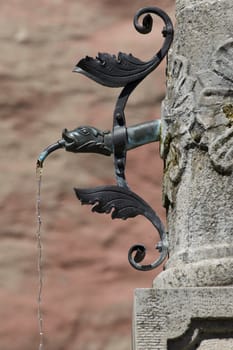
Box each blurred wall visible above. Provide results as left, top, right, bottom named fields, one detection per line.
left=0, top=1, right=174, bottom=349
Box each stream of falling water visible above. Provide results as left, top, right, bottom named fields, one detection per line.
left=36, top=162, right=45, bottom=350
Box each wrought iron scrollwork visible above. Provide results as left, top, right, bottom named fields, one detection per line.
left=37, top=6, right=174, bottom=271
left=75, top=185, right=168, bottom=271
left=72, top=7, right=174, bottom=271
left=74, top=7, right=173, bottom=88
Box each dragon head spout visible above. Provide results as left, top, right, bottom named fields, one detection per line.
left=62, top=126, right=112, bottom=156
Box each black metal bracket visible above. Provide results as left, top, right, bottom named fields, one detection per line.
left=37, top=6, right=174, bottom=271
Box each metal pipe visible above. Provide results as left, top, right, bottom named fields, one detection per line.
left=37, top=140, right=65, bottom=168
left=127, top=119, right=161, bottom=149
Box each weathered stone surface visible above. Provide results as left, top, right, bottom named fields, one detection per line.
left=198, top=339, right=233, bottom=350
left=133, top=288, right=233, bottom=350
left=155, top=0, right=233, bottom=288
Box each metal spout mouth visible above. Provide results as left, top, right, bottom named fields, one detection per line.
left=37, top=139, right=66, bottom=168
left=72, top=66, right=83, bottom=74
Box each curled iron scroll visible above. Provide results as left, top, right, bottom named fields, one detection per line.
left=74, top=185, right=168, bottom=271
left=73, top=7, right=174, bottom=271
left=74, top=7, right=173, bottom=87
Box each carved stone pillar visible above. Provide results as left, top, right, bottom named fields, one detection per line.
left=133, top=0, right=233, bottom=348
left=155, top=0, right=233, bottom=289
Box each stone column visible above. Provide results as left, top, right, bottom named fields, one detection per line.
left=133, top=0, right=233, bottom=348
left=156, top=0, right=233, bottom=289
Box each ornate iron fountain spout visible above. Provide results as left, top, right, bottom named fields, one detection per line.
left=37, top=120, right=161, bottom=165
left=38, top=6, right=174, bottom=271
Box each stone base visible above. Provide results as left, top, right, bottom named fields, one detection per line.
left=133, top=287, right=233, bottom=350
left=153, top=258, right=233, bottom=288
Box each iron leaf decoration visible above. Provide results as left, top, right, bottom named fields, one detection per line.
left=74, top=185, right=168, bottom=271
left=74, top=52, right=161, bottom=88
left=73, top=7, right=173, bottom=88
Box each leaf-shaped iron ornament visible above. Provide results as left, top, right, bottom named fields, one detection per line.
left=73, top=7, right=173, bottom=88
left=71, top=6, right=174, bottom=271
left=75, top=186, right=168, bottom=271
